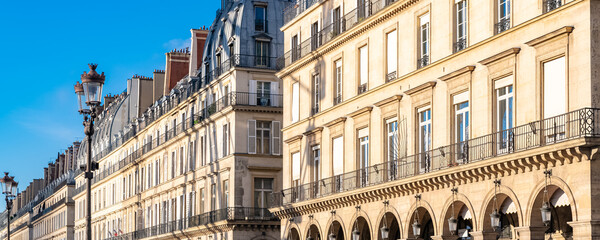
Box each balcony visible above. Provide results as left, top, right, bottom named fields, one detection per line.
left=203, top=54, right=279, bottom=85
left=386, top=71, right=397, bottom=83
left=270, top=108, right=600, bottom=207
left=495, top=17, right=511, bottom=34
left=278, top=0, right=398, bottom=69
left=543, top=0, right=562, bottom=13
left=417, top=55, right=429, bottom=69
left=453, top=38, right=467, bottom=53
left=31, top=198, right=68, bottom=223
left=357, top=83, right=368, bottom=94
left=106, top=208, right=276, bottom=240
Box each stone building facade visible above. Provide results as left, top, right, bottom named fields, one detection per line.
left=272, top=0, right=600, bottom=240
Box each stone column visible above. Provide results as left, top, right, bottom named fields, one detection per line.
left=470, top=231, right=498, bottom=240
left=514, top=226, right=546, bottom=240
left=568, top=220, right=600, bottom=240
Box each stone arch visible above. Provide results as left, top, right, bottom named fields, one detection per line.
left=284, top=220, right=302, bottom=240
left=478, top=183, right=523, bottom=231
left=373, top=204, right=403, bottom=240
left=250, top=234, right=278, bottom=240
left=404, top=199, right=438, bottom=239
left=326, top=219, right=346, bottom=240
left=288, top=227, right=302, bottom=240
left=525, top=175, right=576, bottom=238
left=524, top=175, right=577, bottom=226
left=437, top=192, right=479, bottom=236
left=303, top=218, right=324, bottom=240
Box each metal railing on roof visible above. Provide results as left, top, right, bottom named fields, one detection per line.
left=270, top=108, right=600, bottom=207
left=283, top=0, right=325, bottom=25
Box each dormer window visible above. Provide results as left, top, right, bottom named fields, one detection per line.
left=255, top=6, right=267, bottom=32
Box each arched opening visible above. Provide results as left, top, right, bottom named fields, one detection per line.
left=408, top=207, right=435, bottom=240
left=307, top=224, right=322, bottom=240
left=530, top=185, right=573, bottom=239
left=351, top=216, right=371, bottom=240
left=327, top=221, right=345, bottom=240
left=377, top=212, right=401, bottom=240
left=442, top=201, right=474, bottom=239
left=289, top=227, right=301, bottom=240
left=482, top=193, right=519, bottom=239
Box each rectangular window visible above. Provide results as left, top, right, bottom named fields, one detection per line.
left=255, top=6, right=266, bottom=32
left=496, top=0, right=511, bottom=33
left=312, top=73, right=320, bottom=115
left=334, top=60, right=343, bottom=104
left=255, top=41, right=269, bottom=66
left=311, top=21, right=320, bottom=50
left=216, top=54, right=222, bottom=74
left=333, top=7, right=342, bottom=35
left=199, top=188, right=205, bottom=214
left=418, top=13, right=430, bottom=68
left=223, top=123, right=229, bottom=157
left=358, top=45, right=368, bottom=94
left=179, top=146, right=185, bottom=175
left=543, top=57, right=566, bottom=118
left=210, top=184, right=216, bottom=211
left=358, top=128, right=369, bottom=186
left=223, top=180, right=229, bottom=208
left=248, top=120, right=256, bottom=154
left=496, top=76, right=514, bottom=153
left=291, top=152, right=300, bottom=200
left=200, top=136, right=206, bottom=166
left=386, top=30, right=397, bottom=82
left=454, top=91, right=470, bottom=163
left=171, top=152, right=176, bottom=179
left=418, top=107, right=432, bottom=172
left=272, top=121, right=281, bottom=155
left=257, top=81, right=272, bottom=106
left=387, top=118, right=399, bottom=180
left=332, top=136, right=344, bottom=176
left=292, top=82, right=300, bottom=122
left=291, top=35, right=299, bottom=61
left=256, top=121, right=271, bottom=154
left=254, top=178, right=274, bottom=210
left=357, top=0, right=369, bottom=19
left=312, top=145, right=321, bottom=183
left=455, top=0, right=467, bottom=52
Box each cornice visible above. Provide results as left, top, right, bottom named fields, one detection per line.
left=324, top=117, right=347, bottom=128
left=404, top=81, right=437, bottom=96
left=525, top=26, right=574, bottom=47
left=284, top=134, right=303, bottom=144
left=348, top=106, right=373, bottom=118
left=478, top=47, right=521, bottom=66
left=439, top=65, right=476, bottom=81
left=303, top=127, right=324, bottom=136
left=374, top=95, right=403, bottom=107
left=247, top=166, right=282, bottom=172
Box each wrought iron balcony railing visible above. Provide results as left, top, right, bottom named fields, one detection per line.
left=543, top=0, right=562, bottom=13
left=105, top=208, right=276, bottom=240
left=255, top=19, right=268, bottom=32
left=453, top=38, right=467, bottom=53
left=417, top=55, right=429, bottom=69
left=333, top=96, right=342, bottom=106
left=270, top=108, right=600, bottom=207
left=277, top=0, right=397, bottom=69
left=30, top=198, right=67, bottom=223
left=203, top=54, right=279, bottom=85
left=495, top=17, right=511, bottom=34
left=357, top=83, right=368, bottom=94
left=386, top=71, right=397, bottom=83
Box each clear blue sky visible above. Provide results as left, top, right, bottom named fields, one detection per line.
left=0, top=0, right=221, bottom=210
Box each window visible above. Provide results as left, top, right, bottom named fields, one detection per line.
left=312, top=73, right=320, bottom=115
left=454, top=91, right=470, bottom=163
left=311, top=145, right=321, bottom=196
left=386, top=119, right=399, bottom=162
left=291, top=152, right=300, bottom=200
left=254, top=178, right=274, bottom=210
left=179, top=146, right=185, bottom=175
left=199, top=188, right=205, bottom=214
left=543, top=56, right=566, bottom=118
left=418, top=13, right=430, bottom=68
left=257, top=81, right=272, bottom=106
left=358, top=128, right=369, bottom=186
left=357, top=0, right=369, bottom=19
left=418, top=107, right=432, bottom=172
left=255, top=6, right=266, bottom=32
left=496, top=76, right=514, bottom=153
left=334, top=60, right=343, bottom=105
left=200, top=136, right=206, bottom=166
left=171, top=152, right=176, bottom=179
left=216, top=53, right=222, bottom=74
left=358, top=45, right=368, bottom=94
left=223, top=180, right=229, bottom=208
left=386, top=30, right=397, bottom=82
left=291, top=35, right=299, bottom=61
left=223, top=123, right=229, bottom=157
left=332, top=136, right=344, bottom=176
left=292, top=82, right=300, bottom=122
left=311, top=21, right=320, bottom=51
left=496, top=0, right=511, bottom=33
left=544, top=0, right=562, bottom=13
left=188, top=142, right=195, bottom=170
left=255, top=41, right=269, bottom=66
left=455, top=0, right=467, bottom=52
left=333, top=7, right=342, bottom=35
left=256, top=121, right=271, bottom=154
left=210, top=184, right=216, bottom=210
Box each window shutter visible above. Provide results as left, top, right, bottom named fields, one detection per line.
left=270, top=81, right=279, bottom=107
left=333, top=136, right=344, bottom=175
left=272, top=121, right=281, bottom=155
left=186, top=193, right=191, bottom=218
left=543, top=56, right=566, bottom=118
left=248, top=120, right=256, bottom=154
left=249, top=80, right=257, bottom=105
left=176, top=196, right=181, bottom=220
left=292, top=152, right=300, bottom=180
left=292, top=82, right=300, bottom=122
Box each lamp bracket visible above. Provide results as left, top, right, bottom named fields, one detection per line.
left=544, top=169, right=552, bottom=177
left=493, top=179, right=501, bottom=186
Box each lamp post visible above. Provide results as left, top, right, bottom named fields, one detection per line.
left=74, top=63, right=105, bottom=240
left=1, top=172, right=18, bottom=240
left=540, top=169, right=552, bottom=226
left=448, top=188, right=458, bottom=235
left=380, top=200, right=390, bottom=240
left=490, top=179, right=502, bottom=231
left=412, top=194, right=422, bottom=238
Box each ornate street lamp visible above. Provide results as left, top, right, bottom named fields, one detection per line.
left=74, top=63, right=105, bottom=240
left=412, top=194, right=422, bottom=237
left=381, top=200, right=390, bottom=240
left=306, top=229, right=313, bottom=240
left=1, top=172, right=18, bottom=240
left=540, top=169, right=553, bottom=226
left=352, top=226, right=360, bottom=240
left=448, top=188, right=458, bottom=235
left=490, top=179, right=502, bottom=230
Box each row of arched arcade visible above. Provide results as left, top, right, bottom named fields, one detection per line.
left=284, top=175, right=575, bottom=240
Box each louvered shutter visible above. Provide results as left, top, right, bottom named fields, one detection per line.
left=249, top=80, right=257, bottom=105
left=248, top=120, right=256, bottom=154
left=272, top=121, right=281, bottom=155
left=270, top=82, right=279, bottom=107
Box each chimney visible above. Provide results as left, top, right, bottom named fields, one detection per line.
left=43, top=168, right=48, bottom=187
left=153, top=70, right=165, bottom=102
left=164, top=48, right=190, bottom=95
left=189, top=27, right=209, bottom=76
left=104, top=94, right=116, bottom=108
left=129, top=75, right=154, bottom=118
